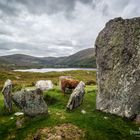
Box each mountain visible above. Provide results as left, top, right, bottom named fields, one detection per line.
left=48, top=48, right=96, bottom=68
left=0, top=48, right=96, bottom=69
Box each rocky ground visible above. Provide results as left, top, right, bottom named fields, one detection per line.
left=27, top=123, right=85, bottom=140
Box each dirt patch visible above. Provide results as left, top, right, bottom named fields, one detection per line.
left=28, top=123, right=85, bottom=140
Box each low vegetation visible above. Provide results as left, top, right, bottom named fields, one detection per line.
left=0, top=70, right=139, bottom=140
left=0, top=70, right=96, bottom=91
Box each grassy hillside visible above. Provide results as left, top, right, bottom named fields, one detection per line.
left=0, top=54, right=48, bottom=69
left=0, top=48, right=96, bottom=69
left=50, top=48, right=96, bottom=68
left=0, top=70, right=139, bottom=140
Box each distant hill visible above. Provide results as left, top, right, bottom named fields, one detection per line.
left=0, top=48, right=96, bottom=69
left=48, top=48, right=96, bottom=68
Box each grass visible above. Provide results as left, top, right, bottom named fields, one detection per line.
left=0, top=70, right=96, bottom=91
left=0, top=70, right=139, bottom=140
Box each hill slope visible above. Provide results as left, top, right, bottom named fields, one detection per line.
left=49, top=48, right=96, bottom=68
left=0, top=48, right=96, bottom=69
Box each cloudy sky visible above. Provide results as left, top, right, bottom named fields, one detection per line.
left=0, top=0, right=140, bottom=57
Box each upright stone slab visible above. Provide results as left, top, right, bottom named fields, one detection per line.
left=95, top=17, right=140, bottom=118
left=1, top=79, right=13, bottom=112
left=67, top=81, right=85, bottom=110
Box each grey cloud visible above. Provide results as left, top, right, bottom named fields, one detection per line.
left=0, top=0, right=20, bottom=16
left=0, top=41, right=75, bottom=57
left=0, top=0, right=94, bottom=17
left=18, top=0, right=74, bottom=15
left=101, top=3, right=109, bottom=16
left=112, top=0, right=131, bottom=10
left=0, top=31, right=11, bottom=36
left=0, top=0, right=140, bottom=57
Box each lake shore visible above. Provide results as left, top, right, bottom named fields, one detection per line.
left=14, top=68, right=97, bottom=73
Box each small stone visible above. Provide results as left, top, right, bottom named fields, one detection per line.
left=81, top=110, right=86, bottom=114
left=104, top=117, right=108, bottom=120
left=10, top=117, right=14, bottom=120
left=14, top=112, right=24, bottom=116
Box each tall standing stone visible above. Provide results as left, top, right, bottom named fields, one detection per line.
left=1, top=79, right=13, bottom=112
left=95, top=17, right=140, bottom=118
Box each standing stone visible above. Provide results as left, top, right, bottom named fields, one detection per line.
left=59, top=76, right=79, bottom=94
left=12, top=89, right=48, bottom=117
left=95, top=17, right=140, bottom=118
left=35, top=80, right=53, bottom=91
left=1, top=79, right=13, bottom=112
left=67, top=81, right=85, bottom=110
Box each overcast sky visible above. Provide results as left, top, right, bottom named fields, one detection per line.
left=0, top=0, right=140, bottom=57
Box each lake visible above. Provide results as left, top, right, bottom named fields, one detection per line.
left=14, top=68, right=96, bottom=73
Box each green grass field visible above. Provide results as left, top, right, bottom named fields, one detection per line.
left=0, top=70, right=139, bottom=140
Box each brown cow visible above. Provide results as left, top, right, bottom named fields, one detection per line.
left=59, top=76, right=79, bottom=94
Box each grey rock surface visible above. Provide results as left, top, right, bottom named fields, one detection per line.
left=35, top=80, right=53, bottom=91
left=1, top=79, right=13, bottom=112
left=12, top=89, right=48, bottom=117
left=67, top=81, right=85, bottom=110
left=95, top=17, right=140, bottom=118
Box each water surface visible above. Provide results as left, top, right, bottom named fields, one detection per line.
left=14, top=68, right=96, bottom=73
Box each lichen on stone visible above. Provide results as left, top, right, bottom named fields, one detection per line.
left=95, top=17, right=140, bottom=118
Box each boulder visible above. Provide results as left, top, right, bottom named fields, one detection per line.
left=59, top=76, right=79, bottom=94
left=12, top=89, right=48, bottom=117
left=67, top=81, right=85, bottom=110
left=1, top=79, right=13, bottom=112
left=95, top=17, right=140, bottom=118
left=35, top=80, right=53, bottom=91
